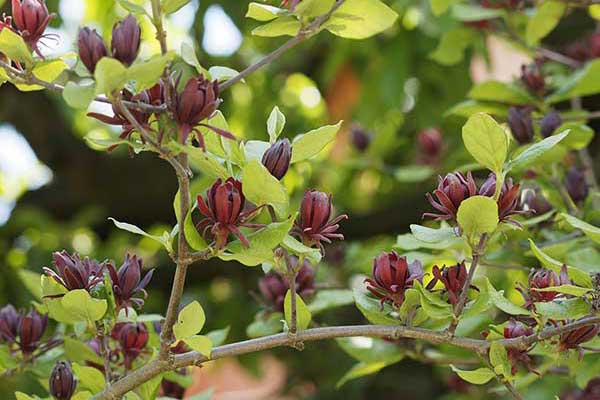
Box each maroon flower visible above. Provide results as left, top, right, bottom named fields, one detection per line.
left=521, top=188, right=552, bottom=215
left=364, top=251, right=423, bottom=308
left=350, top=124, right=371, bottom=152
left=107, top=254, right=154, bottom=312
left=517, top=266, right=570, bottom=309
left=160, top=375, right=186, bottom=399
left=17, top=308, right=48, bottom=354
left=508, top=106, right=534, bottom=144
left=43, top=250, right=106, bottom=293
left=565, top=167, right=589, bottom=203
left=78, top=27, right=107, bottom=74
left=0, top=304, right=20, bottom=343
left=417, top=127, right=443, bottom=164
left=262, top=138, right=292, bottom=180
left=171, top=75, right=234, bottom=146
left=520, top=63, right=545, bottom=96
left=424, top=172, right=477, bottom=222
left=292, top=190, right=348, bottom=250
left=49, top=361, right=76, bottom=400
left=559, top=320, right=599, bottom=354
left=479, top=173, right=524, bottom=223
left=87, top=89, right=152, bottom=148
left=426, top=262, right=469, bottom=305
left=259, top=258, right=315, bottom=312
left=196, top=178, right=262, bottom=249
left=111, top=14, right=140, bottom=66
left=503, top=319, right=535, bottom=375
left=113, top=322, right=148, bottom=369
left=11, top=0, right=55, bottom=57
left=540, top=110, right=562, bottom=138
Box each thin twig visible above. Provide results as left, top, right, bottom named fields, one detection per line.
left=537, top=47, right=582, bottom=69
left=219, top=0, right=346, bottom=91
left=500, top=378, right=524, bottom=400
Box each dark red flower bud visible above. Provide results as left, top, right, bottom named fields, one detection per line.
left=540, top=110, right=562, bottom=138
left=426, top=262, right=468, bottom=305
left=292, top=190, right=348, bottom=250
left=107, top=254, right=154, bottom=312
left=160, top=377, right=186, bottom=399
left=77, top=27, right=107, bottom=74
left=113, top=322, right=148, bottom=368
left=43, top=250, right=106, bottom=293
left=565, top=167, right=589, bottom=203
left=582, top=377, right=600, bottom=399
left=197, top=178, right=262, bottom=249
left=350, top=124, right=371, bottom=152
left=508, top=106, right=534, bottom=144
left=520, top=63, right=545, bottom=96
left=502, top=319, right=535, bottom=375
left=559, top=320, right=599, bottom=351
left=479, top=173, right=523, bottom=223
left=49, top=361, right=76, bottom=400
left=504, top=319, right=533, bottom=339
left=262, top=138, right=292, bottom=180
left=11, top=0, right=55, bottom=57
left=591, top=32, right=600, bottom=59
left=111, top=14, right=140, bottom=66
left=423, top=172, right=477, bottom=222
left=0, top=304, right=20, bottom=343
left=517, top=266, right=570, bottom=309
left=171, top=75, right=234, bottom=146
left=417, top=127, right=443, bottom=163
left=565, top=41, right=590, bottom=63
left=259, top=258, right=315, bottom=312
left=18, top=308, right=48, bottom=354
left=521, top=188, right=552, bottom=215
left=364, top=251, right=423, bottom=308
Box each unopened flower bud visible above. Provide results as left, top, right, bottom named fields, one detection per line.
left=262, top=139, right=292, bottom=180
left=49, top=361, right=76, bottom=400
left=565, top=167, right=589, bottom=203
left=113, top=322, right=148, bottom=368
left=0, top=304, right=20, bottom=343
left=521, top=188, right=552, bottom=215
left=508, top=106, right=534, bottom=144
left=417, top=127, right=443, bottom=160
left=559, top=321, right=599, bottom=351
left=111, top=14, right=140, bottom=66
left=520, top=63, right=545, bottom=96
left=350, top=124, right=371, bottom=152
left=18, top=308, right=48, bottom=354
left=540, top=110, right=562, bottom=138
left=78, top=27, right=107, bottom=74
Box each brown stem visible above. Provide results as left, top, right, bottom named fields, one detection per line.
left=447, top=234, right=487, bottom=336
left=219, top=0, right=346, bottom=91
left=150, top=0, right=168, bottom=56
left=501, top=378, right=524, bottom=400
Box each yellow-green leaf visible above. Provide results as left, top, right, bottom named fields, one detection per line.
left=457, top=196, right=498, bottom=244
left=0, top=29, right=33, bottom=64
left=242, top=159, right=288, bottom=217
left=462, top=113, right=509, bottom=173
left=94, top=57, right=128, bottom=95
left=183, top=335, right=213, bottom=357
left=173, top=301, right=206, bottom=340
left=284, top=290, right=312, bottom=331
left=323, top=0, right=398, bottom=39
left=291, top=121, right=342, bottom=163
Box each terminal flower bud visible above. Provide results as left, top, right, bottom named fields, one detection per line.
left=18, top=308, right=48, bottom=354
left=0, top=304, right=20, bottom=343
left=540, top=110, right=562, bottom=138
left=262, top=138, right=292, bottom=180
left=49, top=361, right=76, bottom=400
left=78, top=27, right=107, bottom=73
left=508, top=106, right=534, bottom=144
left=565, top=167, right=589, bottom=203
left=111, top=14, right=140, bottom=66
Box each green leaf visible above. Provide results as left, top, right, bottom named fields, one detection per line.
left=446, top=100, right=509, bottom=118
left=180, top=42, right=209, bottom=76
left=468, top=81, right=535, bottom=105
left=559, top=123, right=594, bottom=150
left=206, top=327, right=229, bottom=347
left=281, top=234, right=322, bottom=265
left=525, top=1, right=566, bottom=45
left=208, top=66, right=240, bottom=83
left=183, top=335, right=213, bottom=357
left=284, top=290, right=312, bottom=331
left=219, top=217, right=295, bottom=266
left=94, top=57, right=128, bottom=95
left=61, top=289, right=108, bottom=322
left=73, top=363, right=106, bottom=394
left=394, top=165, right=434, bottom=183
left=549, top=59, right=600, bottom=103
left=17, top=269, right=42, bottom=300
left=64, top=337, right=104, bottom=365
left=63, top=80, right=96, bottom=109
left=0, top=28, right=33, bottom=65
left=534, top=284, right=590, bottom=297
left=457, top=196, right=499, bottom=244
left=246, top=312, right=284, bottom=338
left=353, top=289, right=399, bottom=325
left=336, top=337, right=404, bottom=364
left=16, top=59, right=68, bottom=91
left=291, top=121, right=342, bottom=163
left=118, top=0, right=148, bottom=14
left=409, top=224, right=458, bottom=244
left=162, top=0, right=190, bottom=14
left=241, top=159, right=288, bottom=217
left=295, top=0, right=335, bottom=17
left=183, top=205, right=208, bottom=251
left=173, top=301, right=206, bottom=340
left=462, top=113, right=509, bottom=173
left=449, top=365, right=495, bottom=385
left=336, top=361, right=392, bottom=388
left=246, top=3, right=286, bottom=21
left=170, top=142, right=229, bottom=179
left=128, top=53, right=174, bottom=91
left=430, top=28, right=476, bottom=66
left=267, top=106, right=286, bottom=142
left=323, top=0, right=398, bottom=39
left=463, top=277, right=492, bottom=319
left=485, top=278, right=531, bottom=316
left=489, top=341, right=510, bottom=378
left=252, top=16, right=301, bottom=37
left=15, top=393, right=36, bottom=400
left=505, top=130, right=569, bottom=172
left=136, top=374, right=162, bottom=400
left=561, top=213, right=600, bottom=244
left=534, top=298, right=591, bottom=320
left=108, top=217, right=172, bottom=252
left=529, top=239, right=593, bottom=288
left=430, top=0, right=459, bottom=16
left=451, top=3, right=505, bottom=21
left=308, top=289, right=354, bottom=314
